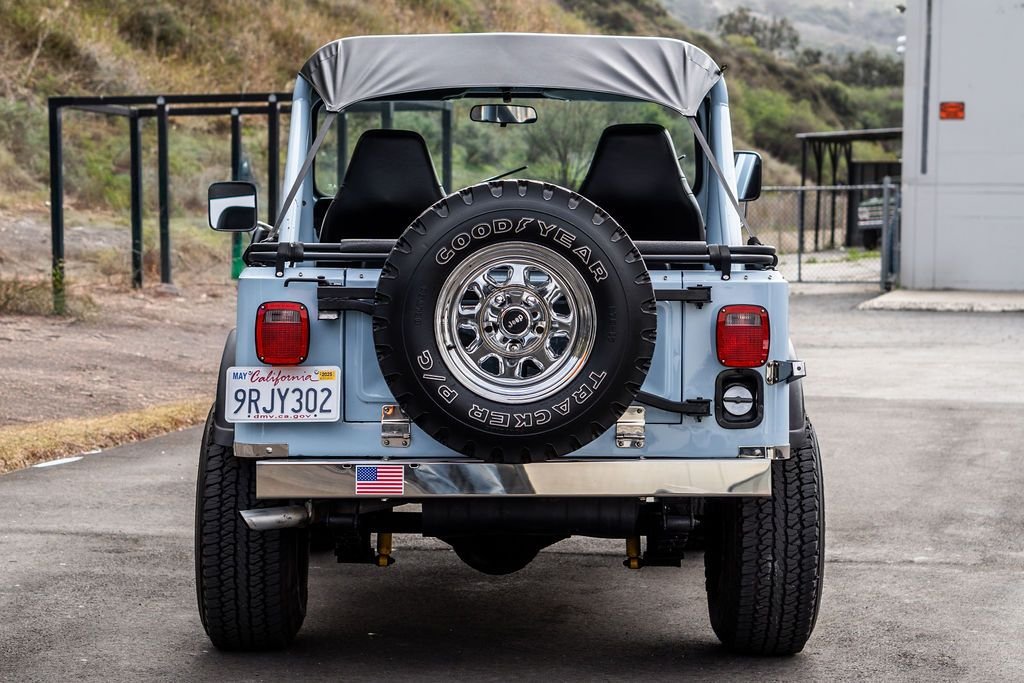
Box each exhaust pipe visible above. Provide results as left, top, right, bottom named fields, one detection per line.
left=240, top=505, right=310, bottom=531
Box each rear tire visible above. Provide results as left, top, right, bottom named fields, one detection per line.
left=195, top=407, right=309, bottom=650
left=703, top=418, right=824, bottom=655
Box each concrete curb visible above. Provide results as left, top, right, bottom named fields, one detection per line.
left=858, top=289, right=1024, bottom=312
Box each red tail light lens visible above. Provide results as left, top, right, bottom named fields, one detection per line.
left=255, top=302, right=309, bottom=365
left=716, top=305, right=769, bottom=367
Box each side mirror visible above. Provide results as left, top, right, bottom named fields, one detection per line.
left=208, top=181, right=258, bottom=232
left=470, top=104, right=538, bottom=126
left=734, top=151, right=763, bottom=202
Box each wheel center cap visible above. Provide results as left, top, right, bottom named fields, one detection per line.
left=500, top=306, right=531, bottom=336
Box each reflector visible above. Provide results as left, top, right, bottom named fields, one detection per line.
left=939, top=101, right=965, bottom=120
left=716, top=305, right=769, bottom=367
left=256, top=301, right=309, bottom=365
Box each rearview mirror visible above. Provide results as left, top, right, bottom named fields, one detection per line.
left=470, top=104, right=538, bottom=126
left=734, top=151, right=763, bottom=202
left=208, top=181, right=258, bottom=232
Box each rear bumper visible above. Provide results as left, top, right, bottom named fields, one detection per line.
left=254, top=457, right=773, bottom=499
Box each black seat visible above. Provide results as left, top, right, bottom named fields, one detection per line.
left=319, top=129, right=443, bottom=241
left=578, top=123, right=704, bottom=242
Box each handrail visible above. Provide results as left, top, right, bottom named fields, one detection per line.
left=244, top=241, right=778, bottom=271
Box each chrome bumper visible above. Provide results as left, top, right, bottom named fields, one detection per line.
left=255, top=458, right=772, bottom=499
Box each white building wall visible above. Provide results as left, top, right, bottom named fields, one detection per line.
left=901, top=0, right=1024, bottom=290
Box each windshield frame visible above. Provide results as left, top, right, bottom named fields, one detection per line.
left=308, top=92, right=704, bottom=201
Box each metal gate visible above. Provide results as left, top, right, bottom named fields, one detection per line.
left=748, top=178, right=901, bottom=288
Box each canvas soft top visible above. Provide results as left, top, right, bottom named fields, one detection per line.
left=300, top=33, right=722, bottom=117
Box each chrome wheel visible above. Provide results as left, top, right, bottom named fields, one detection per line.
left=435, top=242, right=596, bottom=404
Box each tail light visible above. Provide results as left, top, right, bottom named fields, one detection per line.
left=255, top=302, right=309, bottom=365
left=716, top=305, right=769, bottom=367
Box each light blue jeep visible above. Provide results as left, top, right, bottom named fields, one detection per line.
left=197, top=33, right=823, bottom=656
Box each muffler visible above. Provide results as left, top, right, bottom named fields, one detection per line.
left=240, top=505, right=310, bottom=530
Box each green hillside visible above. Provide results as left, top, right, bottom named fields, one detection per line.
left=0, top=0, right=902, bottom=213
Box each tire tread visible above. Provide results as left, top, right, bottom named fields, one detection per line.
left=704, top=417, right=824, bottom=655
left=195, top=408, right=308, bottom=650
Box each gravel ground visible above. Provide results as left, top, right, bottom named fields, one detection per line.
left=0, top=210, right=236, bottom=427
left=0, top=286, right=234, bottom=426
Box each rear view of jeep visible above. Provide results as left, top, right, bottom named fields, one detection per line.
left=196, top=33, right=823, bottom=656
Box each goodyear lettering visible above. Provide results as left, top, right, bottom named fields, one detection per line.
left=436, top=246, right=455, bottom=264
left=573, top=245, right=592, bottom=263
left=553, top=228, right=575, bottom=249
left=433, top=217, right=607, bottom=284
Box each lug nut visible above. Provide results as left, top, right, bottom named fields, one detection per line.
left=493, top=294, right=507, bottom=306
left=524, top=295, right=537, bottom=307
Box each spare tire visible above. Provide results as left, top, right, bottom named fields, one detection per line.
left=374, top=180, right=655, bottom=463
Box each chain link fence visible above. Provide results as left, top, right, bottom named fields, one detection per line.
left=748, top=181, right=901, bottom=286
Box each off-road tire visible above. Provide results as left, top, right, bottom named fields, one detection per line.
left=374, top=180, right=656, bottom=463
left=195, top=407, right=309, bottom=650
left=703, top=417, right=824, bottom=656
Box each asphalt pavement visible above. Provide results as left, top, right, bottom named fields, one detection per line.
left=2, top=287, right=1023, bottom=681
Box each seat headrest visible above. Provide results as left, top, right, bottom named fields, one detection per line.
left=319, top=129, right=443, bottom=242
left=578, top=123, right=704, bottom=242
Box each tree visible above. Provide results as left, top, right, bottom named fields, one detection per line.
left=797, top=48, right=824, bottom=68
left=524, top=101, right=606, bottom=188
left=763, top=16, right=800, bottom=54
left=716, top=7, right=800, bottom=55
left=825, top=49, right=903, bottom=88
left=716, top=7, right=759, bottom=41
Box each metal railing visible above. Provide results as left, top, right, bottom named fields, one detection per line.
left=48, top=93, right=291, bottom=313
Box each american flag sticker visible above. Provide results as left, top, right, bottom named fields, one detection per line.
left=355, top=465, right=405, bottom=495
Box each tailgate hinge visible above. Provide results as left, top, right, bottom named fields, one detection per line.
left=615, top=405, right=646, bottom=448
left=381, top=405, right=411, bottom=447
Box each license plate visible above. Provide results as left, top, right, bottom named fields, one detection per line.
left=225, top=366, right=340, bottom=422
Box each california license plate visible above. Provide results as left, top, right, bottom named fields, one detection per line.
left=225, top=366, right=341, bottom=422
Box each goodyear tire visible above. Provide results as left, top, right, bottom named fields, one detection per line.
left=702, top=417, right=825, bottom=656
left=374, top=180, right=656, bottom=463
left=195, top=406, right=309, bottom=650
